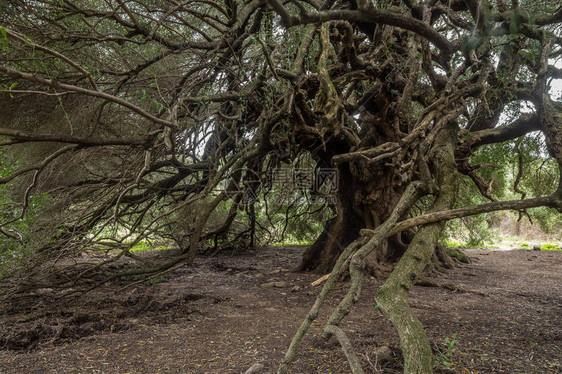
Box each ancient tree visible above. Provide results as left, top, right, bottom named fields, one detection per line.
left=1, top=0, right=562, bottom=372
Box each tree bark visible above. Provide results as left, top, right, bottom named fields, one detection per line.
left=298, top=163, right=365, bottom=272
left=375, top=123, right=459, bottom=374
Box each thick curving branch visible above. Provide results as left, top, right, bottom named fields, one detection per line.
left=462, top=113, right=541, bottom=148
left=388, top=195, right=561, bottom=237
left=268, top=1, right=454, bottom=56
left=0, top=128, right=149, bottom=147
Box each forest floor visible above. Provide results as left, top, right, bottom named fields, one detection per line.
left=0, top=246, right=561, bottom=374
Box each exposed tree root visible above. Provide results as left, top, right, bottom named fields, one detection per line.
left=276, top=239, right=362, bottom=374
left=323, top=325, right=365, bottom=374
left=323, top=182, right=430, bottom=331
left=279, top=181, right=432, bottom=373
left=373, top=124, right=459, bottom=374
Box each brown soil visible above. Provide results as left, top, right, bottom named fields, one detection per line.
left=0, top=246, right=561, bottom=374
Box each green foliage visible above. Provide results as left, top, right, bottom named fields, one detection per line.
left=129, top=241, right=169, bottom=252
left=434, top=333, right=457, bottom=370
left=528, top=206, right=562, bottom=234
left=271, top=240, right=313, bottom=246
left=144, top=275, right=167, bottom=285
left=445, top=248, right=471, bottom=263
left=511, top=242, right=562, bottom=251
left=0, top=150, right=51, bottom=277
left=0, top=27, right=8, bottom=49
left=441, top=129, right=561, bottom=247
left=441, top=175, right=497, bottom=247
left=442, top=239, right=461, bottom=247
left=517, top=241, right=531, bottom=249
left=466, top=216, right=496, bottom=247
left=541, top=243, right=561, bottom=251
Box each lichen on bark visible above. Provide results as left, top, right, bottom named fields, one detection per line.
left=375, top=122, right=459, bottom=374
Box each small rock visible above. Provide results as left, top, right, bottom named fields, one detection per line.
left=260, top=282, right=276, bottom=289
left=261, top=281, right=288, bottom=288
left=291, top=286, right=301, bottom=292
left=374, top=346, right=393, bottom=362
left=245, top=363, right=265, bottom=374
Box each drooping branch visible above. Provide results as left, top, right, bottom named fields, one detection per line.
left=0, top=66, right=175, bottom=128
left=0, top=145, right=79, bottom=185
left=2, top=27, right=99, bottom=90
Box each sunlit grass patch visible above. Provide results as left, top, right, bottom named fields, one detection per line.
left=271, top=241, right=313, bottom=247
left=130, top=242, right=171, bottom=252
left=541, top=243, right=562, bottom=251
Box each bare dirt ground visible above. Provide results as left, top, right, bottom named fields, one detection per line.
left=0, top=246, right=561, bottom=374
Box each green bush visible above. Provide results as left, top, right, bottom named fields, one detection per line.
left=0, top=149, right=51, bottom=278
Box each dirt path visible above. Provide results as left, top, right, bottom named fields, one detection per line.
left=1, top=247, right=561, bottom=373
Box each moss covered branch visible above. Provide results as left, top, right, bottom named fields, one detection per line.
left=376, top=123, right=459, bottom=374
